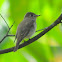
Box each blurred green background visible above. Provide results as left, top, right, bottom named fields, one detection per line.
left=0, top=0, right=62, bottom=62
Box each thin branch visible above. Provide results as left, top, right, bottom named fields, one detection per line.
left=0, top=34, right=15, bottom=43
left=36, top=27, right=48, bottom=32
left=9, top=21, right=15, bottom=30
left=0, top=21, right=15, bottom=43
left=0, top=35, right=7, bottom=43
left=6, top=21, right=15, bottom=35
left=0, top=14, right=62, bottom=54
left=0, top=14, right=9, bottom=29
left=7, top=35, right=15, bottom=37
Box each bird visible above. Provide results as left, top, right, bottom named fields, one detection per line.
left=13, top=12, right=40, bottom=52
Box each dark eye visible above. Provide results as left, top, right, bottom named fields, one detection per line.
left=31, top=14, right=33, bottom=17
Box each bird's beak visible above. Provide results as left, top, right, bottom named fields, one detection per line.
left=35, top=15, right=40, bottom=17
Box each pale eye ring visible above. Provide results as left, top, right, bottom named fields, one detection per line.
left=31, top=14, right=33, bottom=17
left=30, top=14, right=33, bottom=17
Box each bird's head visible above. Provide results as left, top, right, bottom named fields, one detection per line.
left=24, top=12, right=40, bottom=19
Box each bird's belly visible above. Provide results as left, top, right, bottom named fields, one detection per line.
left=25, top=23, right=36, bottom=38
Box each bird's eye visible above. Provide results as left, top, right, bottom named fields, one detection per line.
left=30, top=14, right=33, bottom=17
left=31, top=14, right=33, bottom=17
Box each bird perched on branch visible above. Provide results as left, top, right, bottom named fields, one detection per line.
left=13, top=12, right=40, bottom=52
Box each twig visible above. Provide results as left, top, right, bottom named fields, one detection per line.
left=7, top=35, right=15, bottom=37
left=0, top=21, right=15, bottom=43
left=6, top=21, right=15, bottom=35
left=36, top=27, right=48, bottom=32
left=0, top=35, right=7, bottom=43
left=0, top=14, right=62, bottom=54
left=0, top=34, right=15, bottom=43
left=0, top=14, right=9, bottom=29
left=9, top=21, right=15, bottom=30
left=0, top=14, right=15, bottom=43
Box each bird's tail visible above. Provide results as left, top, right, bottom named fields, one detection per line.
left=13, top=38, right=22, bottom=52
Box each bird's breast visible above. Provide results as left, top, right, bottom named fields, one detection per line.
left=25, top=22, right=36, bottom=38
